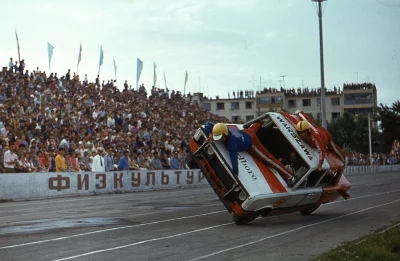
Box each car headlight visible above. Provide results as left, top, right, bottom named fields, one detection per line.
left=238, top=191, right=247, bottom=201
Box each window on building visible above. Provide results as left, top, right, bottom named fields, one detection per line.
left=203, top=103, right=211, bottom=111
left=258, top=96, right=284, bottom=105
left=317, top=112, right=321, bottom=119
left=231, top=116, right=240, bottom=123
left=344, top=93, right=373, bottom=105
left=331, top=97, right=340, bottom=106
left=245, top=101, right=252, bottom=109
left=275, top=96, right=284, bottom=104
left=246, top=115, right=254, bottom=121
left=288, top=99, right=296, bottom=108
left=332, top=112, right=340, bottom=120
left=258, top=97, right=271, bottom=104
left=317, top=98, right=321, bottom=107
left=216, top=102, right=225, bottom=110
left=302, top=99, right=311, bottom=107
left=231, top=102, right=239, bottom=110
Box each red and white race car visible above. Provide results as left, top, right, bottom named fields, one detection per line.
left=187, top=112, right=351, bottom=225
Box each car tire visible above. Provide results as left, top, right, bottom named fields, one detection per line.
left=232, top=213, right=258, bottom=225
left=299, top=204, right=321, bottom=216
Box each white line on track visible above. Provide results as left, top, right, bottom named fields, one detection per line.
left=187, top=198, right=400, bottom=261
left=53, top=222, right=233, bottom=261
left=378, top=222, right=400, bottom=234
left=1, top=199, right=221, bottom=225
left=0, top=187, right=213, bottom=209
left=62, top=202, right=222, bottom=219
left=325, top=188, right=400, bottom=205
left=0, top=210, right=226, bottom=249
left=2, top=188, right=399, bottom=250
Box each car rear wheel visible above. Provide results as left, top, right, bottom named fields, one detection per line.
left=232, top=213, right=258, bottom=225
left=300, top=204, right=321, bottom=216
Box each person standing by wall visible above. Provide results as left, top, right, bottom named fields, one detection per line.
left=3, top=144, right=19, bottom=173
left=55, top=148, right=66, bottom=172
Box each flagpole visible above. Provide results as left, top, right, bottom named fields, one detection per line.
left=15, top=29, right=21, bottom=63
left=113, top=58, right=117, bottom=87
left=98, top=45, right=103, bottom=75
left=77, top=43, right=82, bottom=74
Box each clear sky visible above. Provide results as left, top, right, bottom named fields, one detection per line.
left=1, top=0, right=399, bottom=106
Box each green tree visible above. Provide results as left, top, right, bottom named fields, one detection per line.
left=377, top=101, right=400, bottom=150
left=327, top=112, right=371, bottom=154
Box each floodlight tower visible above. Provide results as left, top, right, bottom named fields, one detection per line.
left=312, top=0, right=327, bottom=128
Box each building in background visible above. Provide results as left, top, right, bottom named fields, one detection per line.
left=343, top=83, right=377, bottom=116
left=191, top=83, right=378, bottom=124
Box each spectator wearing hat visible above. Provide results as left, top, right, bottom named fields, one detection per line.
left=104, top=147, right=114, bottom=171
left=150, top=151, right=163, bottom=170
left=170, top=150, right=182, bottom=169
left=118, top=150, right=130, bottom=170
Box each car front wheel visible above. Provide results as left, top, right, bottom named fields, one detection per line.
left=232, top=213, right=258, bottom=225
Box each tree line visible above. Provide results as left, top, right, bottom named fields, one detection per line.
left=327, top=101, right=400, bottom=154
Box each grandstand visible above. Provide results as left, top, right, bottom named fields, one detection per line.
left=0, top=60, right=228, bottom=173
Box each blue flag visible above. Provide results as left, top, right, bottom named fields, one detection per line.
left=47, top=42, right=54, bottom=73
left=98, top=46, right=104, bottom=74
left=136, top=58, right=143, bottom=90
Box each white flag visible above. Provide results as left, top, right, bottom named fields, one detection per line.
left=153, top=62, right=157, bottom=87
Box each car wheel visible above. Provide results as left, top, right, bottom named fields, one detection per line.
left=232, top=213, right=258, bottom=225
left=300, top=204, right=321, bottom=216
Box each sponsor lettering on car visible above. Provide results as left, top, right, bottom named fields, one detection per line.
left=238, top=153, right=257, bottom=180
left=275, top=116, right=313, bottom=161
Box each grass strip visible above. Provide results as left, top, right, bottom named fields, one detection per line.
left=311, top=223, right=400, bottom=261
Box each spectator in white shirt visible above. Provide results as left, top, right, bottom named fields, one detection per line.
left=107, top=114, right=115, bottom=128
left=8, top=58, right=13, bottom=71
left=4, top=144, right=19, bottom=173
left=59, top=134, right=70, bottom=149
left=92, top=148, right=105, bottom=172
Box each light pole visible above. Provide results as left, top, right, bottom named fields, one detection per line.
left=312, top=0, right=327, bottom=128
left=368, top=113, right=373, bottom=166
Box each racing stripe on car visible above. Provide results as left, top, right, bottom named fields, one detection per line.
left=251, top=145, right=287, bottom=193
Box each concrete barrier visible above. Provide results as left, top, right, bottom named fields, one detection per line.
left=0, top=169, right=207, bottom=201
left=343, top=165, right=400, bottom=175
left=0, top=165, right=398, bottom=201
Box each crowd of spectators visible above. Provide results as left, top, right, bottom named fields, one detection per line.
left=256, top=86, right=342, bottom=97
left=346, top=140, right=400, bottom=166
left=0, top=58, right=228, bottom=173
left=343, top=83, right=376, bottom=91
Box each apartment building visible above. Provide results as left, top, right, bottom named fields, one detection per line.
left=192, top=83, right=377, bottom=123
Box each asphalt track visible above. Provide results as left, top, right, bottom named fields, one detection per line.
left=0, top=172, right=399, bottom=261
